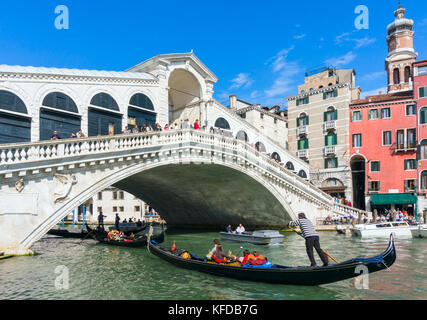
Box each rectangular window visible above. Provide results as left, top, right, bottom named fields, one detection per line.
left=296, top=96, right=309, bottom=106
left=381, top=107, right=391, bottom=119
left=418, top=66, right=427, bottom=76
left=405, top=179, right=417, bottom=192
left=421, top=144, right=427, bottom=160
left=97, top=207, right=102, bottom=213
left=260, top=113, right=264, bottom=119
left=325, top=134, right=337, bottom=146
left=135, top=206, right=141, bottom=212
left=112, top=192, right=118, bottom=200
left=323, top=89, right=338, bottom=99
left=421, top=108, right=427, bottom=124
left=298, top=139, right=309, bottom=150
left=113, top=206, right=118, bottom=212
left=406, top=104, right=416, bottom=116
left=97, top=192, right=102, bottom=200
left=352, top=134, right=362, bottom=148
left=274, top=118, right=278, bottom=124
left=404, top=159, right=417, bottom=170
left=352, top=111, right=362, bottom=121
left=422, top=173, right=427, bottom=190
left=383, top=131, right=392, bottom=145
left=419, top=86, right=427, bottom=98
left=368, top=181, right=380, bottom=192
left=119, top=207, right=124, bottom=212
left=370, top=161, right=380, bottom=172
left=368, top=109, right=379, bottom=120
left=324, top=157, right=338, bottom=169
left=407, top=128, right=416, bottom=149
left=396, top=130, right=405, bottom=150
left=119, top=191, right=124, bottom=200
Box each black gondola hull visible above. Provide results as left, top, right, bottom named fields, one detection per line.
left=148, top=235, right=396, bottom=286
left=47, top=229, right=88, bottom=239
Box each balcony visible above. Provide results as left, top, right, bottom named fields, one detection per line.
left=297, top=126, right=307, bottom=136
left=324, top=120, right=336, bottom=131
left=324, top=146, right=336, bottom=156
left=297, top=149, right=308, bottom=159
left=395, top=143, right=417, bottom=152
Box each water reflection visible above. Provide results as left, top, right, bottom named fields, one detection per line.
left=0, top=231, right=425, bottom=300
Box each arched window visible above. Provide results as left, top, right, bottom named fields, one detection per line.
left=0, top=90, right=31, bottom=144
left=420, top=107, right=427, bottom=124
left=236, top=130, right=249, bottom=142
left=324, top=106, right=337, bottom=121
left=298, top=170, right=307, bottom=179
left=214, top=117, right=231, bottom=130
left=286, top=161, right=295, bottom=171
left=130, top=93, right=154, bottom=111
left=40, top=92, right=81, bottom=141
left=90, top=93, right=119, bottom=111
left=421, top=171, right=427, bottom=190
left=319, top=85, right=324, bottom=89
left=393, top=68, right=400, bottom=85
left=0, top=90, right=28, bottom=114
left=301, top=90, right=306, bottom=94
left=309, top=88, right=314, bottom=91
left=404, top=66, right=411, bottom=83
left=255, top=142, right=266, bottom=152
left=271, top=152, right=281, bottom=162
left=42, top=92, right=78, bottom=113
left=297, top=113, right=308, bottom=127
left=420, top=140, right=427, bottom=160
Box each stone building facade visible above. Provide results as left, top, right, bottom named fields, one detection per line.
left=286, top=68, right=361, bottom=203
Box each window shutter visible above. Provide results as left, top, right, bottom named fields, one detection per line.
left=421, top=109, right=426, bottom=124
left=360, top=111, right=362, bottom=120
left=351, top=111, right=354, bottom=122
left=306, top=115, right=309, bottom=125
left=324, top=158, right=328, bottom=169
left=334, top=109, right=338, bottom=120
left=296, top=99, right=300, bottom=106
left=333, top=134, right=337, bottom=145
left=404, top=159, right=408, bottom=170
left=323, top=92, right=327, bottom=100
left=297, top=118, right=300, bottom=127
left=334, top=158, right=338, bottom=167
left=305, top=139, right=309, bottom=149
left=324, top=112, right=327, bottom=122
left=334, top=89, right=338, bottom=97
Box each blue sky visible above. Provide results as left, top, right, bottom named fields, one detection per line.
left=0, top=0, right=426, bottom=109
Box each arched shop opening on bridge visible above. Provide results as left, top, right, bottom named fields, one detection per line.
left=255, top=141, right=266, bottom=152
left=168, top=69, right=202, bottom=126
left=271, top=152, right=281, bottom=163
left=88, top=93, right=122, bottom=136
left=0, top=90, right=31, bottom=144
left=40, top=92, right=81, bottom=141
left=236, top=130, right=249, bottom=142
left=128, top=93, right=156, bottom=129
left=321, top=178, right=346, bottom=203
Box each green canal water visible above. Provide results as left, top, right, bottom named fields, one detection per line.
left=0, top=230, right=426, bottom=300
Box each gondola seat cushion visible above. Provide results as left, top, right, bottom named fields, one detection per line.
left=242, top=261, right=273, bottom=268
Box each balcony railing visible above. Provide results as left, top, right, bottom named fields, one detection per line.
left=324, top=146, right=336, bottom=156
left=298, top=149, right=308, bottom=159
left=324, top=120, right=336, bottom=131
left=395, top=142, right=417, bottom=152
left=297, top=126, right=307, bottom=136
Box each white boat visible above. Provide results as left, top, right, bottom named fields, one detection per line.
left=351, top=222, right=412, bottom=238
left=220, top=230, right=284, bottom=245
left=410, top=224, right=427, bottom=238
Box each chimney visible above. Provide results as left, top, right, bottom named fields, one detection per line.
left=230, top=95, right=237, bottom=111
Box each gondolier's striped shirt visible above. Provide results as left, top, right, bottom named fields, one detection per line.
left=289, top=218, right=318, bottom=239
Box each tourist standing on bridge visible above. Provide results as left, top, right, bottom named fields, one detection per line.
left=287, top=213, right=329, bottom=267
left=194, top=120, right=200, bottom=130
left=51, top=131, right=61, bottom=140
left=77, top=129, right=85, bottom=138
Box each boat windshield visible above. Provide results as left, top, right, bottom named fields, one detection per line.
left=376, top=223, right=392, bottom=228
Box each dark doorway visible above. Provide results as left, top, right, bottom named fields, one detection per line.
left=351, top=155, right=366, bottom=210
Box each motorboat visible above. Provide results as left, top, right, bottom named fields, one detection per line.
left=410, top=224, right=427, bottom=239
left=351, top=222, right=412, bottom=238
left=220, top=230, right=284, bottom=245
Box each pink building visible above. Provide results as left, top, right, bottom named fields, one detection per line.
left=349, top=4, right=420, bottom=215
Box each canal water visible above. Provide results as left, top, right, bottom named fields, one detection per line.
left=0, top=230, right=425, bottom=300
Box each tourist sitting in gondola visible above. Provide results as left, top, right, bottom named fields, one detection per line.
left=225, top=225, right=233, bottom=233
left=136, top=219, right=143, bottom=227
left=211, top=244, right=236, bottom=264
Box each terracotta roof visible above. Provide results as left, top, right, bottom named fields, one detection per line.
left=414, top=59, right=427, bottom=66
left=351, top=90, right=413, bottom=106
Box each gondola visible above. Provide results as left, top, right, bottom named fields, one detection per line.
left=47, top=228, right=89, bottom=239
left=86, top=225, right=164, bottom=247
left=147, top=234, right=396, bottom=286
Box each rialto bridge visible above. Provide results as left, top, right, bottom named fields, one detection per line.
left=0, top=52, right=366, bottom=254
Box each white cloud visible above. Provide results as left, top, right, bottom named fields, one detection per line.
left=335, top=32, right=351, bottom=44
left=360, top=71, right=384, bottom=81
left=354, top=37, right=376, bottom=49
left=250, top=90, right=260, bottom=99
left=361, top=87, right=387, bottom=99
left=229, top=73, right=253, bottom=90
left=325, top=51, right=357, bottom=67
left=294, top=34, right=306, bottom=40
left=265, top=61, right=300, bottom=98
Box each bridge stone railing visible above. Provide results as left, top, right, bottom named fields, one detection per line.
left=0, top=129, right=366, bottom=219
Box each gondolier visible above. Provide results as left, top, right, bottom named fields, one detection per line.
left=97, top=212, right=107, bottom=231
left=287, top=213, right=329, bottom=267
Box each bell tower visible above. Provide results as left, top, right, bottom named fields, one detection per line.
left=385, top=2, right=417, bottom=93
